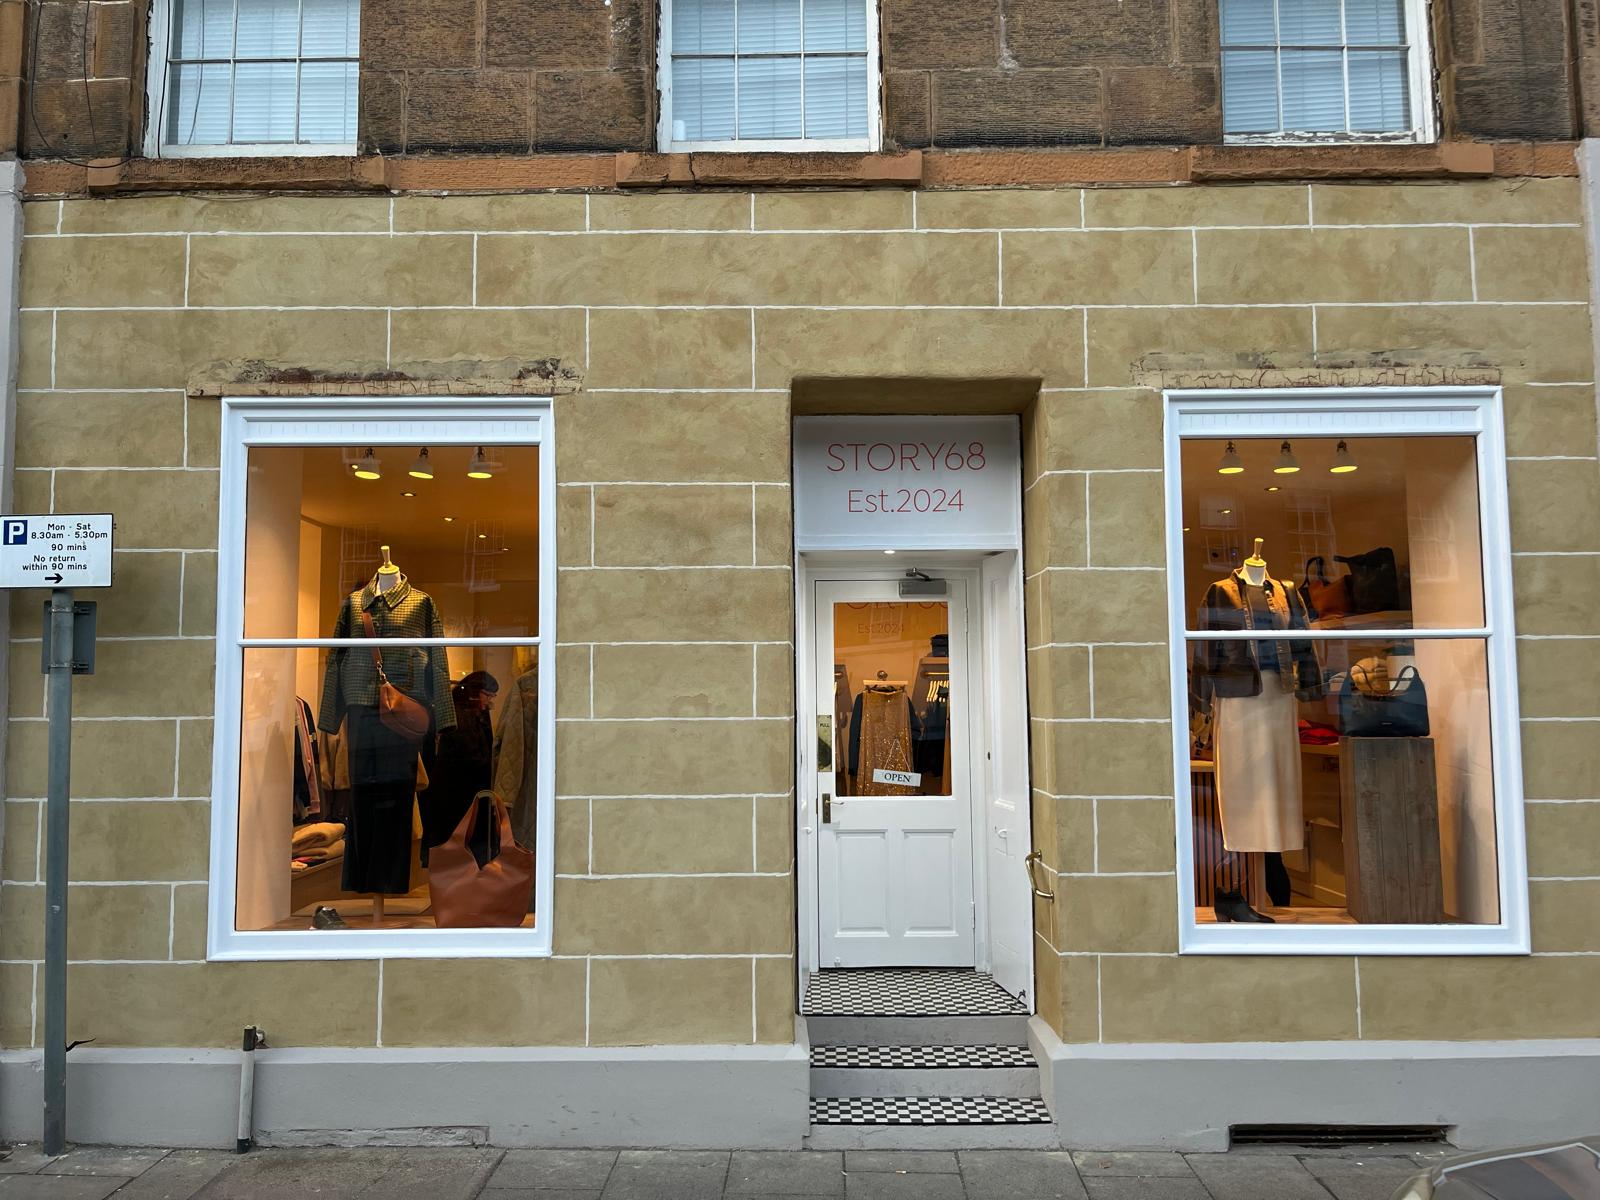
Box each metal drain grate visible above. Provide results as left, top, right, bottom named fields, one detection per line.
left=1231, top=1124, right=1449, bottom=1146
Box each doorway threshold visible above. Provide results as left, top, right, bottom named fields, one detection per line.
left=803, top=968, right=1027, bottom=1018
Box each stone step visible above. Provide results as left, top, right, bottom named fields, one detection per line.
left=804, top=1095, right=1059, bottom=1150
left=811, top=1065, right=1042, bottom=1098
left=805, top=1014, right=1032, bottom=1048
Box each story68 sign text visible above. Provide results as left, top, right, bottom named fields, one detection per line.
left=826, top=440, right=988, bottom=515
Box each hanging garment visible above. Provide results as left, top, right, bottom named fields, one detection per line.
left=318, top=574, right=455, bottom=736
left=853, top=686, right=916, bottom=796
left=342, top=704, right=421, bottom=896
left=1214, top=681, right=1304, bottom=853
left=422, top=681, right=498, bottom=867
left=292, top=697, right=323, bottom=821
left=492, top=670, right=539, bottom=853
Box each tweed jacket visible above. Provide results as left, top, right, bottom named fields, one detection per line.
left=318, top=575, right=456, bottom=735
left=1196, top=569, right=1324, bottom=702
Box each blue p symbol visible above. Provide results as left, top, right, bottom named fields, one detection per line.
left=2, top=520, right=26, bottom=547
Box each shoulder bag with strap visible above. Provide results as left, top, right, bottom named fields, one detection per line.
left=1300, top=556, right=1351, bottom=621
left=1339, top=662, right=1430, bottom=738
left=361, top=609, right=432, bottom=741
left=429, top=790, right=535, bottom=927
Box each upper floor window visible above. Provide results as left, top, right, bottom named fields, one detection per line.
left=147, top=0, right=360, bottom=157
left=1219, top=0, right=1432, bottom=142
left=659, top=0, right=880, bottom=151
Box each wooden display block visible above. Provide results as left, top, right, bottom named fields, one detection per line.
left=1339, top=737, right=1444, bottom=924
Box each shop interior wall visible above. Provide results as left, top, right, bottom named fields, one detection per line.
left=0, top=182, right=1597, bottom=1057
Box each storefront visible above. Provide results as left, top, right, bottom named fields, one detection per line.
left=1, top=179, right=1598, bottom=1150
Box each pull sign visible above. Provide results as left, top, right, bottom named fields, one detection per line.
left=873, top=769, right=921, bottom=788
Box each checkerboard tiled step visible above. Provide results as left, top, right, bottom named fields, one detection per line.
left=811, top=1044, right=1035, bottom=1069
left=802, top=968, right=1029, bottom=1017
left=809, top=1095, right=1052, bottom=1126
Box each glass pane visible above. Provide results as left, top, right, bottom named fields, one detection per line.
left=804, top=0, right=867, bottom=51
left=1281, top=48, right=1346, bottom=130
left=1346, top=0, right=1404, bottom=42
left=832, top=602, right=953, bottom=798
left=1220, top=0, right=1276, bottom=44
left=1222, top=50, right=1280, bottom=133
left=171, top=0, right=235, bottom=61
left=672, top=56, right=737, bottom=140
left=673, top=0, right=736, bottom=54
left=233, top=60, right=299, bottom=142
left=299, top=59, right=358, bottom=142
left=1178, top=436, right=1485, bottom=630
left=242, top=445, right=541, bottom=639
left=738, top=0, right=802, bottom=54
left=1186, top=636, right=1496, bottom=926
left=302, top=0, right=360, bottom=57
left=1349, top=49, right=1410, bottom=129
left=738, top=56, right=803, bottom=138
left=803, top=55, right=867, bottom=139
left=166, top=62, right=233, bottom=144
left=236, top=645, right=540, bottom=932
left=1278, top=0, right=1343, bottom=43
left=236, top=0, right=300, bottom=57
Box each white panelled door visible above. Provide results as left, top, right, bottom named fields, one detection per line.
left=815, top=579, right=976, bottom=968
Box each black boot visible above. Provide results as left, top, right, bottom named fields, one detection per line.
left=1213, top=889, right=1275, bottom=923
left=1264, top=853, right=1291, bottom=907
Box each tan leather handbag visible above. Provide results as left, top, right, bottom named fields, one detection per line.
left=361, top=610, right=432, bottom=741
left=428, top=790, right=534, bottom=928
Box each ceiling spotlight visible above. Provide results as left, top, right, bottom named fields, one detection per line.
left=1330, top=440, right=1359, bottom=474
left=1182, top=526, right=1191, bottom=533
left=401, top=491, right=416, bottom=498
left=477, top=532, right=488, bottom=540
left=1265, top=485, right=1280, bottom=493
left=352, top=448, right=381, bottom=481
left=467, top=447, right=495, bottom=480
left=1273, top=440, right=1300, bottom=474
left=1220, top=508, right=1233, bottom=515
left=1217, top=441, right=1244, bottom=475
left=443, top=516, right=455, bottom=523
left=409, top=448, right=435, bottom=480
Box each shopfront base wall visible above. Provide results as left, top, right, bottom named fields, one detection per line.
left=1032, top=1018, right=1600, bottom=1151
left=0, top=1041, right=811, bottom=1150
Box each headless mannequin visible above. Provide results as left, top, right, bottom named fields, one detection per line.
left=368, top=546, right=401, bottom=926
left=1240, top=538, right=1268, bottom=587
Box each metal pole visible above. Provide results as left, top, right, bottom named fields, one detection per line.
left=43, top=588, right=73, bottom=1157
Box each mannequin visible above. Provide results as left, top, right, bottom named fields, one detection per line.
left=318, top=547, right=455, bottom=928
left=1197, top=538, right=1323, bottom=922
left=849, top=672, right=917, bottom=796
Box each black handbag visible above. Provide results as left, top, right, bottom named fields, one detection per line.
left=1334, top=547, right=1401, bottom=614
left=1339, top=664, right=1430, bottom=738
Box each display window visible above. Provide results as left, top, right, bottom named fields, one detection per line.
left=1164, top=390, right=1528, bottom=954
left=212, top=402, right=555, bottom=958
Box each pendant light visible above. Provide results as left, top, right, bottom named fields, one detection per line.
left=409, top=448, right=435, bottom=480
left=1330, top=440, right=1359, bottom=474
left=467, top=447, right=495, bottom=480
left=352, top=448, right=381, bottom=481
left=1273, top=440, right=1300, bottom=474
left=1217, top=441, right=1244, bottom=475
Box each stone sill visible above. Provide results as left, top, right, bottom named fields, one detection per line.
left=17, top=140, right=1575, bottom=198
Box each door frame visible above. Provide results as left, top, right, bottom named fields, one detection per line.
left=795, top=554, right=1032, bottom=997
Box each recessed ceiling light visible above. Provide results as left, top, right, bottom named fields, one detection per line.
left=443, top=516, right=455, bottom=523
left=478, top=532, right=488, bottom=540
left=1220, top=508, right=1232, bottom=515
left=1265, top=485, right=1280, bottom=493
left=401, top=491, right=416, bottom=498
left=883, top=549, right=896, bottom=555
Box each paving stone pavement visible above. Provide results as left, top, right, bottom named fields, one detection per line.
left=0, top=1143, right=1444, bottom=1199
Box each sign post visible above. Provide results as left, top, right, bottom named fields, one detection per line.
left=1, top=514, right=112, bottom=1156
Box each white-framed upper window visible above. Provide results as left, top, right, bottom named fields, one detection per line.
left=145, top=0, right=360, bottom=158
left=658, top=0, right=881, bottom=152
left=1164, top=388, right=1528, bottom=956
left=210, top=398, right=556, bottom=960
left=1219, top=0, right=1434, bottom=142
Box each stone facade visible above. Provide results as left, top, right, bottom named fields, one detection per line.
left=4, top=179, right=1598, bottom=1055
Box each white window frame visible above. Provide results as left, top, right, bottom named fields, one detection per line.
left=143, top=0, right=360, bottom=159
left=1220, top=0, right=1437, bottom=145
left=655, top=0, right=882, bottom=153
left=1163, top=387, right=1530, bottom=956
left=208, top=397, right=556, bottom=960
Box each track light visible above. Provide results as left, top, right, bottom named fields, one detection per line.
left=1273, top=440, right=1300, bottom=474
left=1330, top=440, right=1359, bottom=474
left=352, top=448, right=381, bottom=481
left=1217, top=441, right=1244, bottom=475
left=467, top=447, right=495, bottom=480
left=409, top=448, right=434, bottom=480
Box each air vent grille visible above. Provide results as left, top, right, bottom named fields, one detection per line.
left=1231, top=1124, right=1449, bottom=1147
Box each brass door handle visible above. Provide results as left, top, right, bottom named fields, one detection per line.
left=1025, top=850, right=1054, bottom=901
left=822, top=793, right=832, bottom=824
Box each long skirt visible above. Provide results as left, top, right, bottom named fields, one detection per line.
left=342, top=704, right=420, bottom=896
left=1215, top=685, right=1304, bottom=853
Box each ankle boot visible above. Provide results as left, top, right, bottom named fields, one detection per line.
left=1213, top=888, right=1275, bottom=923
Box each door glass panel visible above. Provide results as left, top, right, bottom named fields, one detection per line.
left=832, top=601, right=953, bottom=797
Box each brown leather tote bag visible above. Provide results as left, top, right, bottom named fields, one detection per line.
left=361, top=610, right=432, bottom=741
left=429, top=790, right=534, bottom=928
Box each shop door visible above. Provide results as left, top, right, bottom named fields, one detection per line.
left=815, top=579, right=976, bottom=968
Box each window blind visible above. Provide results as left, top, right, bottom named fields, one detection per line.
left=670, top=0, right=869, bottom=142
left=164, top=0, right=359, bottom=147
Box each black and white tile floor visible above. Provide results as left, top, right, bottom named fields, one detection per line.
left=809, top=1096, right=1053, bottom=1126
left=802, top=968, right=1029, bottom=1016
left=812, top=1044, right=1036, bottom=1069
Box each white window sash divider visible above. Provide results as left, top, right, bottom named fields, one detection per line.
left=1161, top=386, right=1530, bottom=956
